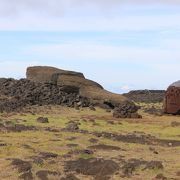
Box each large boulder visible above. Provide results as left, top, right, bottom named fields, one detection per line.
left=164, top=80, right=180, bottom=114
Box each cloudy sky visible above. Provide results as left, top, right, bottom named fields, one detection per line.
left=0, top=0, right=180, bottom=93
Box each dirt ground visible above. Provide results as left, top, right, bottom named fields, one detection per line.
left=0, top=103, right=180, bottom=180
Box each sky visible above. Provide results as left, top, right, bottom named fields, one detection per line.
left=0, top=0, right=180, bottom=93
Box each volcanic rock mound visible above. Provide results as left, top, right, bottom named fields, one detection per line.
left=123, top=90, right=165, bottom=103
left=0, top=78, right=90, bottom=112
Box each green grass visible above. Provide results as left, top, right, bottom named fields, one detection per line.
left=0, top=105, right=180, bottom=179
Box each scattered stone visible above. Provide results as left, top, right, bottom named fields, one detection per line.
left=149, top=147, right=155, bottom=151
left=0, top=143, right=8, bottom=147
left=45, top=127, right=60, bottom=132
left=36, top=170, right=60, bottom=180
left=153, top=151, right=159, bottom=154
left=64, top=122, right=79, bottom=132
left=120, top=159, right=164, bottom=177
left=88, top=138, right=98, bottom=143
left=60, top=174, right=80, bottom=180
left=66, top=137, right=77, bottom=141
left=92, top=131, right=180, bottom=147
left=67, top=149, right=94, bottom=156
left=106, top=109, right=111, bottom=113
left=171, top=121, right=180, bottom=127
left=50, top=139, right=61, bottom=142
left=120, top=159, right=147, bottom=177
left=88, top=144, right=120, bottom=151
left=107, top=120, right=114, bottom=125
left=130, top=113, right=142, bottom=119
left=19, top=171, right=33, bottom=180
left=155, top=173, right=167, bottom=180
left=67, top=144, right=79, bottom=148
left=74, top=105, right=80, bottom=110
left=78, top=129, right=89, bottom=134
left=82, top=149, right=94, bottom=155
left=0, top=122, right=36, bottom=132
left=11, top=159, right=32, bottom=173
left=48, top=160, right=56, bottom=164
left=31, top=156, right=44, bottom=165
left=149, top=147, right=159, bottom=154
left=39, top=152, right=58, bottom=159
left=122, top=162, right=136, bottom=177
left=89, top=119, right=95, bottom=123
left=65, top=158, right=119, bottom=178
left=143, top=161, right=163, bottom=170
left=37, top=117, right=49, bottom=123
left=89, top=105, right=96, bottom=111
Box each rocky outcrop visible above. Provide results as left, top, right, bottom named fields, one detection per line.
left=123, top=90, right=165, bottom=103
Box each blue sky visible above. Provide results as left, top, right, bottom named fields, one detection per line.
left=0, top=1, right=180, bottom=93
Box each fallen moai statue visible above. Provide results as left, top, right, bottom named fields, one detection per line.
left=26, top=66, right=141, bottom=118
left=0, top=66, right=141, bottom=118
left=26, top=66, right=85, bottom=83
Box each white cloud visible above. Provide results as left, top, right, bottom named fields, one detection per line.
left=0, top=14, right=180, bottom=32
left=21, top=40, right=180, bottom=92
left=0, top=0, right=180, bottom=18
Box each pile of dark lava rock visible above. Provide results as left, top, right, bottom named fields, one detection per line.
left=0, top=78, right=141, bottom=118
left=0, top=78, right=90, bottom=113
left=113, top=102, right=141, bottom=118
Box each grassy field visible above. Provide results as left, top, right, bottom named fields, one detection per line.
left=0, top=104, right=180, bottom=180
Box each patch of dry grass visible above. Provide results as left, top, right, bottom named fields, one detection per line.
left=0, top=105, right=180, bottom=179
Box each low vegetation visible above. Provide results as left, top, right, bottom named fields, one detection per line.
left=0, top=104, right=180, bottom=179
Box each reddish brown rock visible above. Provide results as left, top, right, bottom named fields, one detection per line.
left=164, top=81, right=180, bottom=114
